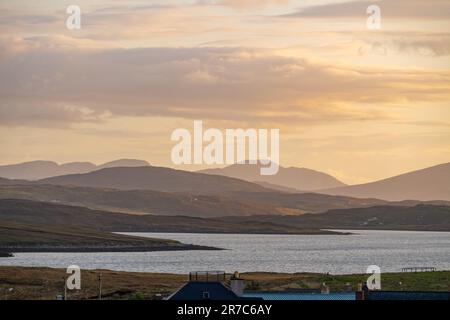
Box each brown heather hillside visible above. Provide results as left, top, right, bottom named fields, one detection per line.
left=1, top=221, right=174, bottom=247
left=0, top=183, right=448, bottom=218
left=219, top=204, right=450, bottom=231
left=0, top=199, right=343, bottom=235
left=0, top=220, right=217, bottom=253
left=39, top=166, right=272, bottom=194
left=222, top=191, right=389, bottom=214
left=0, top=184, right=277, bottom=217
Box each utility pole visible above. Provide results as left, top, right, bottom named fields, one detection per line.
left=98, top=273, right=102, bottom=300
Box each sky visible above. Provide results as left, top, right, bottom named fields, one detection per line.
left=0, top=0, right=449, bottom=184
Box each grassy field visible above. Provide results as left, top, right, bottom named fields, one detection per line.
left=241, top=271, right=450, bottom=292
left=0, top=266, right=448, bottom=300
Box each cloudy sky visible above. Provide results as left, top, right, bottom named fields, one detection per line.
left=0, top=0, right=449, bottom=183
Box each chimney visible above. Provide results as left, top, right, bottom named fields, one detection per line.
left=320, top=282, right=330, bottom=294
left=230, top=271, right=245, bottom=297
left=356, top=283, right=365, bottom=300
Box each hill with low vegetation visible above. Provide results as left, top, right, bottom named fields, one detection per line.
left=219, top=204, right=450, bottom=231
left=39, top=166, right=271, bottom=194
left=0, top=220, right=217, bottom=253
left=0, top=199, right=343, bottom=235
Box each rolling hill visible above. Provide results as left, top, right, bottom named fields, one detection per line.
left=319, top=163, right=450, bottom=201
left=252, top=181, right=301, bottom=193
left=218, top=204, right=450, bottom=231
left=199, top=162, right=346, bottom=191
left=0, top=184, right=277, bottom=217
left=0, top=199, right=341, bottom=235
left=1, top=183, right=446, bottom=218
left=38, top=166, right=271, bottom=194
left=222, top=191, right=389, bottom=214
left=0, top=220, right=216, bottom=253
left=0, top=159, right=150, bottom=180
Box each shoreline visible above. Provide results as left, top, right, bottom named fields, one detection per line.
left=117, top=229, right=352, bottom=236
left=0, top=244, right=221, bottom=254
left=0, top=252, right=13, bottom=257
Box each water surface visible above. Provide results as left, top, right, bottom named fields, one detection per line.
left=1, top=230, right=449, bottom=274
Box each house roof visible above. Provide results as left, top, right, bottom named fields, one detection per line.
left=167, top=281, right=260, bottom=300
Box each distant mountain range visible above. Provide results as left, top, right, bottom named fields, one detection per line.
left=199, top=162, right=450, bottom=201
left=1, top=180, right=448, bottom=218
left=0, top=159, right=449, bottom=202
left=199, top=162, right=346, bottom=191
left=0, top=159, right=346, bottom=192
left=1, top=160, right=448, bottom=245
left=0, top=159, right=150, bottom=180
left=319, top=163, right=450, bottom=201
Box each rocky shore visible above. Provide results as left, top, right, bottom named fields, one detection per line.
left=0, top=252, right=13, bottom=257
left=0, top=244, right=219, bottom=253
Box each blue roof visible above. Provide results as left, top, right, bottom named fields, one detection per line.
left=366, top=291, right=450, bottom=300
left=242, top=292, right=356, bottom=301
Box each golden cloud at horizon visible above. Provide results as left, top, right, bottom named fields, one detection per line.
left=0, top=0, right=449, bottom=183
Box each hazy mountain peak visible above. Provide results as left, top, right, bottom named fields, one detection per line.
left=9, top=160, right=58, bottom=166
left=198, top=162, right=346, bottom=192
left=0, top=159, right=150, bottom=180
left=98, top=159, right=150, bottom=169
left=319, top=162, right=450, bottom=201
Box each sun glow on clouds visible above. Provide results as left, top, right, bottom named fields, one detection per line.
left=0, top=0, right=449, bottom=183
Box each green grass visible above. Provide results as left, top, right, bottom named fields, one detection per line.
left=242, top=271, right=450, bottom=292
left=321, top=271, right=450, bottom=292
left=0, top=267, right=448, bottom=300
